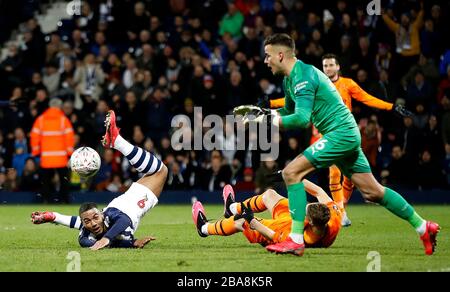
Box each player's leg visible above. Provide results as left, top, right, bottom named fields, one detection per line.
left=348, top=149, right=440, bottom=255
left=102, top=109, right=168, bottom=197
left=340, top=175, right=353, bottom=226
left=342, top=176, right=354, bottom=206
left=223, top=184, right=289, bottom=218
left=31, top=211, right=81, bottom=229
left=329, top=165, right=344, bottom=209
left=265, top=153, right=315, bottom=255
left=193, top=201, right=243, bottom=237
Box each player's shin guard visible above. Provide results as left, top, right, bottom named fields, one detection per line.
left=329, top=166, right=344, bottom=209
left=114, top=135, right=162, bottom=175
left=237, top=195, right=267, bottom=214
left=207, top=217, right=238, bottom=236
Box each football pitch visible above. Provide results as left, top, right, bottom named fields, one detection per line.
left=0, top=204, right=449, bottom=272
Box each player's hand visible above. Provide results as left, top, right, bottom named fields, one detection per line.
left=233, top=105, right=265, bottom=116
left=393, top=104, right=414, bottom=117
left=90, top=237, right=110, bottom=251
left=235, top=203, right=254, bottom=223
left=133, top=236, right=156, bottom=248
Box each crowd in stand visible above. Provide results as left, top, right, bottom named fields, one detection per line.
left=0, top=0, right=449, bottom=200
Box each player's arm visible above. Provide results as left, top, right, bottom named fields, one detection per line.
left=91, top=212, right=133, bottom=250
left=381, top=13, right=399, bottom=33
left=249, top=219, right=275, bottom=240
left=302, top=179, right=333, bottom=204
left=235, top=203, right=275, bottom=240
left=270, top=98, right=285, bottom=109
left=277, top=78, right=315, bottom=129
left=348, top=79, right=393, bottom=110
left=79, top=229, right=97, bottom=248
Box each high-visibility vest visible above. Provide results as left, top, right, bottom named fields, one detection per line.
left=30, top=108, right=75, bottom=168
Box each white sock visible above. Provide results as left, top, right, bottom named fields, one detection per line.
left=113, top=135, right=134, bottom=156
left=289, top=233, right=304, bottom=244
left=416, top=221, right=427, bottom=236
left=201, top=224, right=209, bottom=236
left=230, top=203, right=238, bottom=215
left=54, top=212, right=82, bottom=229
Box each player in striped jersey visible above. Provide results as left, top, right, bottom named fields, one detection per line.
left=31, top=110, right=168, bottom=250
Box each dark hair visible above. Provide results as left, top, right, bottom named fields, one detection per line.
left=264, top=33, right=295, bottom=51
left=79, top=202, right=98, bottom=216
left=322, top=53, right=339, bottom=65
left=308, top=203, right=331, bottom=226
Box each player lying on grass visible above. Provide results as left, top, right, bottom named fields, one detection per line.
left=31, top=110, right=168, bottom=250
left=193, top=183, right=342, bottom=249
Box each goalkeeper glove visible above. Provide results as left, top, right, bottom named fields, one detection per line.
left=233, top=105, right=270, bottom=116
left=234, top=203, right=254, bottom=223
left=393, top=104, right=414, bottom=117
left=234, top=105, right=281, bottom=126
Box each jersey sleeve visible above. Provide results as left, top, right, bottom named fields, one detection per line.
left=78, top=228, right=96, bottom=248
left=270, top=98, right=286, bottom=109
left=348, top=79, right=393, bottom=110
left=109, top=238, right=136, bottom=248
left=279, top=75, right=316, bottom=129
left=102, top=208, right=134, bottom=241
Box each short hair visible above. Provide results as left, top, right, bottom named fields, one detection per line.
left=322, top=53, right=339, bottom=65
left=49, top=98, right=62, bottom=108
left=307, top=203, right=331, bottom=226
left=264, top=33, right=295, bottom=51
left=79, top=202, right=98, bottom=216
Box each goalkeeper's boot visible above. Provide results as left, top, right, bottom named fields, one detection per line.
left=420, top=221, right=440, bottom=255
left=222, top=184, right=236, bottom=218
left=102, top=110, right=120, bottom=148
left=192, top=201, right=208, bottom=238
left=266, top=237, right=305, bottom=256
left=31, top=211, right=55, bottom=224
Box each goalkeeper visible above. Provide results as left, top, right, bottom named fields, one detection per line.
left=256, top=53, right=412, bottom=227
left=234, top=33, right=439, bottom=256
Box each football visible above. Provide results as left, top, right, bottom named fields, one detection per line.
left=70, top=147, right=101, bottom=178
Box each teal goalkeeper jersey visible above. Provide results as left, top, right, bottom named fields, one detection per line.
left=277, top=60, right=358, bottom=135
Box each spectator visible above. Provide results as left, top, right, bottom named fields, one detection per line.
left=166, top=161, right=187, bottom=190
left=383, top=145, right=415, bottom=188
left=255, top=160, right=283, bottom=194
left=219, top=2, right=244, bottom=39
left=20, top=157, right=40, bottom=192
left=234, top=167, right=255, bottom=192
left=416, top=150, right=445, bottom=190
left=12, top=128, right=29, bottom=176
left=30, top=98, right=74, bottom=203
left=3, top=168, right=20, bottom=191
left=361, top=119, right=381, bottom=170
left=204, top=151, right=231, bottom=191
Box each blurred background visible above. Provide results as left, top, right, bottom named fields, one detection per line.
left=0, top=0, right=449, bottom=204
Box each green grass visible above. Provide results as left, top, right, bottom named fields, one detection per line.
left=0, top=204, right=449, bottom=272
